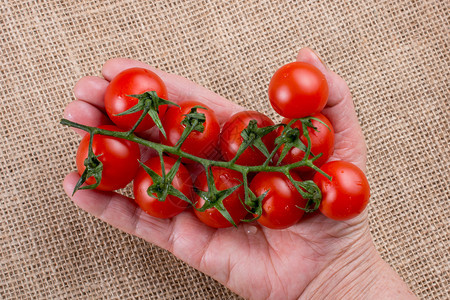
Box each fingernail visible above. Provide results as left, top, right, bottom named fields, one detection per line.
left=308, top=48, right=329, bottom=70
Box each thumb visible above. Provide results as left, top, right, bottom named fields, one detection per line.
left=296, top=48, right=367, bottom=172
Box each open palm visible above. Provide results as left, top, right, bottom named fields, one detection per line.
left=63, top=48, right=372, bottom=299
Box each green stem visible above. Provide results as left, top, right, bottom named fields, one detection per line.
left=88, top=129, right=95, bottom=154
left=175, top=119, right=198, bottom=150
left=127, top=105, right=150, bottom=135
left=301, top=120, right=313, bottom=162
left=242, top=170, right=250, bottom=205
left=228, top=141, right=249, bottom=165
left=262, top=143, right=282, bottom=167
left=61, top=118, right=317, bottom=174
left=158, top=150, right=165, bottom=181
left=284, top=171, right=300, bottom=194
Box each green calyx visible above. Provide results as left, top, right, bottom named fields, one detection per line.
left=175, top=105, right=207, bottom=149
left=229, top=120, right=281, bottom=165
left=139, top=155, right=193, bottom=205
left=72, top=153, right=103, bottom=195
left=275, top=126, right=305, bottom=166
left=62, top=90, right=331, bottom=226
left=72, top=132, right=103, bottom=195
left=115, top=91, right=179, bottom=138
left=239, top=189, right=268, bottom=223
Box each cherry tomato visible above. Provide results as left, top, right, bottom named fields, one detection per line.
left=313, top=161, right=370, bottom=221
left=276, top=113, right=334, bottom=172
left=105, top=67, right=168, bottom=132
left=133, top=156, right=192, bottom=219
left=250, top=172, right=307, bottom=229
left=194, top=167, right=247, bottom=228
left=76, top=125, right=140, bottom=191
left=160, top=101, right=220, bottom=163
left=268, top=62, right=328, bottom=118
left=220, top=111, right=277, bottom=166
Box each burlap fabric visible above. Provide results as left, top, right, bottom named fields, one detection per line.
left=1, top=0, right=448, bottom=299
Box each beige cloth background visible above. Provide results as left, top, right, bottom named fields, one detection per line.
left=1, top=0, right=448, bottom=299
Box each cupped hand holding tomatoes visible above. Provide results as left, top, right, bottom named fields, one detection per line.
left=133, top=156, right=193, bottom=219
left=63, top=49, right=417, bottom=300
left=160, top=101, right=220, bottom=162
left=276, top=113, right=334, bottom=172
left=219, top=111, right=277, bottom=166
left=193, top=167, right=247, bottom=228
left=268, top=62, right=328, bottom=118
left=250, top=172, right=307, bottom=229
left=104, top=67, right=168, bottom=132
left=313, top=161, right=370, bottom=221
left=76, top=125, right=140, bottom=191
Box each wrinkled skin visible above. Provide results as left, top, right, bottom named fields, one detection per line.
left=63, top=49, right=372, bottom=299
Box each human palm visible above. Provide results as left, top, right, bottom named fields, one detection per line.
left=63, top=48, right=371, bottom=299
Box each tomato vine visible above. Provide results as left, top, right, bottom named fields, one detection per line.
left=61, top=91, right=332, bottom=226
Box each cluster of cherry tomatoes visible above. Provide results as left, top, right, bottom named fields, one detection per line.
left=73, top=63, right=370, bottom=230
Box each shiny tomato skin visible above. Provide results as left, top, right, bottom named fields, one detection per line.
left=276, top=113, right=334, bottom=172
left=313, top=161, right=370, bottom=221
left=220, top=111, right=276, bottom=166
left=133, top=156, right=192, bottom=219
left=268, top=62, right=328, bottom=118
left=76, top=125, right=141, bottom=191
left=250, top=172, right=307, bottom=229
left=105, top=67, right=168, bottom=132
left=160, top=101, right=221, bottom=163
left=194, top=167, right=247, bottom=228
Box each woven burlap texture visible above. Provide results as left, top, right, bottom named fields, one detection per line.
left=1, top=0, right=448, bottom=299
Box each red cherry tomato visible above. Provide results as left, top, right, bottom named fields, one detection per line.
left=133, top=156, right=192, bottom=219
left=268, top=62, right=328, bottom=118
left=313, top=161, right=370, bottom=221
left=104, top=68, right=168, bottom=132
left=160, top=101, right=220, bottom=163
left=250, top=172, right=307, bottom=229
left=194, top=167, right=247, bottom=228
left=76, top=125, right=140, bottom=191
left=220, top=111, right=277, bottom=166
left=276, top=113, right=334, bottom=172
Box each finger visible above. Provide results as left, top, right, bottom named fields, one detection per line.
left=296, top=48, right=350, bottom=108
left=102, top=58, right=245, bottom=124
left=73, top=76, right=109, bottom=111
left=63, top=172, right=215, bottom=266
left=296, top=48, right=367, bottom=171
left=63, top=100, right=112, bottom=136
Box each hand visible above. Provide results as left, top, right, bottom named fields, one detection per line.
left=63, top=48, right=415, bottom=299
